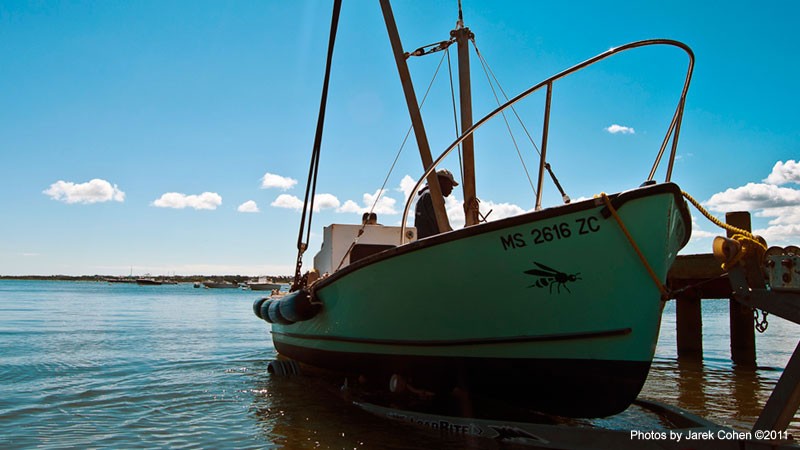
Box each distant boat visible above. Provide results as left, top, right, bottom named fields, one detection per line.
left=136, top=278, right=162, bottom=286
left=202, top=281, right=239, bottom=289
left=193, top=282, right=201, bottom=288
left=246, top=277, right=287, bottom=291
left=106, top=277, right=135, bottom=284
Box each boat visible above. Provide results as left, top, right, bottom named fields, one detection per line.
left=247, top=277, right=287, bottom=291
left=136, top=278, right=162, bottom=286
left=106, top=277, right=136, bottom=284
left=202, top=281, right=239, bottom=289
left=254, top=1, right=692, bottom=418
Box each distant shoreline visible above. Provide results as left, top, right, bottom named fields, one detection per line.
left=0, top=275, right=292, bottom=283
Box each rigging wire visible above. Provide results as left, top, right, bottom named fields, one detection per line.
left=472, top=41, right=537, bottom=197
left=446, top=47, right=465, bottom=183
left=471, top=38, right=570, bottom=203
left=472, top=40, right=542, bottom=157
left=332, top=47, right=452, bottom=273
left=366, top=46, right=452, bottom=217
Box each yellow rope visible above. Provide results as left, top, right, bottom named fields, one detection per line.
left=681, top=191, right=757, bottom=239
left=680, top=190, right=767, bottom=270
left=599, top=193, right=668, bottom=297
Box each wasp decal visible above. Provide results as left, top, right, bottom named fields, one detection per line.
left=524, top=262, right=581, bottom=294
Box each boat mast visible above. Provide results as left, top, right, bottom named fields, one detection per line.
left=379, top=0, right=451, bottom=234
left=453, top=2, right=478, bottom=226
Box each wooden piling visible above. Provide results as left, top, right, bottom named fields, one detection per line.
left=676, top=289, right=703, bottom=358
left=667, top=211, right=762, bottom=364
left=668, top=254, right=728, bottom=360
left=726, top=211, right=757, bottom=367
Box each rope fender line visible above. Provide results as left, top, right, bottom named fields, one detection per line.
left=680, top=190, right=767, bottom=270
left=681, top=190, right=760, bottom=240
left=598, top=193, right=669, bottom=298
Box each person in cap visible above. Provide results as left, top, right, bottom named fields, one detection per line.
left=414, top=169, right=459, bottom=239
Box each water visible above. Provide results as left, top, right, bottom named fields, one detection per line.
left=1, top=280, right=798, bottom=449
left=643, top=299, right=800, bottom=435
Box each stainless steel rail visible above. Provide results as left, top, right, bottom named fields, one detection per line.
left=400, top=39, right=695, bottom=244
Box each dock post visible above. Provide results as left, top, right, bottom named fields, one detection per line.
left=726, top=211, right=757, bottom=367
left=676, top=289, right=703, bottom=358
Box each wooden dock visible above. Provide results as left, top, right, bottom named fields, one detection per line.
left=667, top=211, right=759, bottom=364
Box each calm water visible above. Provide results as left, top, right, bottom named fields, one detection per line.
left=1, top=280, right=798, bottom=449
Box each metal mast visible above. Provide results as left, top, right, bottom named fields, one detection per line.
left=453, top=2, right=478, bottom=226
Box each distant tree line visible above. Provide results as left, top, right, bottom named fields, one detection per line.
left=0, top=275, right=293, bottom=283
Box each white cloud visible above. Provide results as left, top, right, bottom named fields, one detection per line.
left=445, top=195, right=465, bottom=229
left=605, top=124, right=635, bottom=134
left=397, top=173, right=531, bottom=228
left=314, top=193, right=341, bottom=211
left=688, top=213, right=719, bottom=241
left=237, top=200, right=259, bottom=213
left=755, top=224, right=800, bottom=244
left=365, top=190, right=398, bottom=215
left=271, top=194, right=303, bottom=210
left=756, top=205, right=800, bottom=226
left=705, top=183, right=800, bottom=212
left=337, top=200, right=362, bottom=214
left=443, top=198, right=529, bottom=229
left=479, top=200, right=528, bottom=221
left=338, top=190, right=398, bottom=215
left=690, top=229, right=718, bottom=240
left=43, top=178, right=125, bottom=204
left=261, top=172, right=297, bottom=190
left=699, top=162, right=800, bottom=247
left=763, top=160, right=800, bottom=185
left=271, top=193, right=340, bottom=212
left=152, top=192, right=222, bottom=210
left=398, top=175, right=417, bottom=203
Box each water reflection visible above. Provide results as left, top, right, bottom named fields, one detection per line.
left=644, top=300, right=800, bottom=435
left=246, top=299, right=800, bottom=445
left=249, top=367, right=485, bottom=449
left=641, top=357, right=787, bottom=433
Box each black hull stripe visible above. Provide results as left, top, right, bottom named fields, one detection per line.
left=272, top=327, right=631, bottom=347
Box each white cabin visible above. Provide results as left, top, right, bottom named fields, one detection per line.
left=313, top=223, right=416, bottom=275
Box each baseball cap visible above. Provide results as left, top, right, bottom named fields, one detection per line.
left=437, top=169, right=459, bottom=186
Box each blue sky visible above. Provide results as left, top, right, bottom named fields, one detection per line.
left=1, top=1, right=798, bottom=276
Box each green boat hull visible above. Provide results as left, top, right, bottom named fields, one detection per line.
left=270, top=182, right=691, bottom=417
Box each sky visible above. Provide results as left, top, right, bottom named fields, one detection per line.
left=1, top=0, right=798, bottom=276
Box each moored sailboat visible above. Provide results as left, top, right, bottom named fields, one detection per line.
left=254, top=1, right=693, bottom=418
